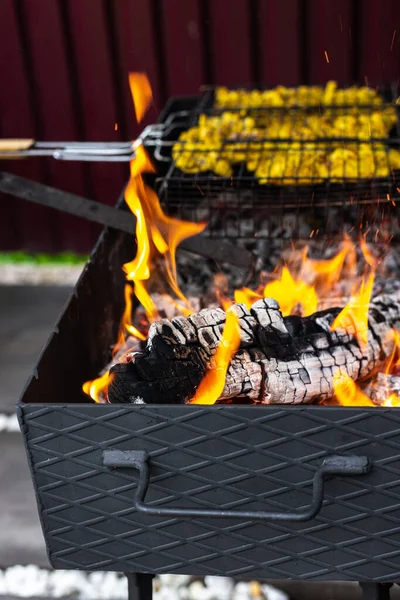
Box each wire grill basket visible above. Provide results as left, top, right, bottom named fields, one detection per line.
left=144, top=84, right=400, bottom=241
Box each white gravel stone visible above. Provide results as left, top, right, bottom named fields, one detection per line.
left=262, top=584, right=289, bottom=600
left=154, top=586, right=181, bottom=600
left=232, top=581, right=251, bottom=600
left=157, top=574, right=191, bottom=588
left=204, top=576, right=234, bottom=600
left=0, top=565, right=288, bottom=600
left=0, top=566, right=127, bottom=599
left=188, top=580, right=213, bottom=600
left=0, top=413, right=20, bottom=432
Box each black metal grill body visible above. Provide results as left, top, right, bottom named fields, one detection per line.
left=17, top=222, right=400, bottom=582
left=17, top=401, right=400, bottom=581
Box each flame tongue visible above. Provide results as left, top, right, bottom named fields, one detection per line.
left=331, top=271, right=375, bottom=350
left=263, top=266, right=318, bottom=316
left=129, top=72, right=152, bottom=123
left=83, top=74, right=207, bottom=403
left=333, top=371, right=375, bottom=406
left=123, top=145, right=205, bottom=319
left=138, top=182, right=206, bottom=305
left=385, top=329, right=400, bottom=375
left=234, top=287, right=262, bottom=309
left=190, top=309, right=241, bottom=404
left=82, top=371, right=114, bottom=404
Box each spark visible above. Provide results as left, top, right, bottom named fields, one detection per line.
left=324, top=50, right=330, bottom=64
left=114, top=123, right=118, bottom=131
left=195, top=183, right=204, bottom=196
left=391, top=29, right=397, bottom=52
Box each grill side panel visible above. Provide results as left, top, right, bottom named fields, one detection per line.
left=18, top=403, right=400, bottom=581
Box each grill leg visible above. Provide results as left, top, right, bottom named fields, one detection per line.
left=359, top=583, right=393, bottom=600
left=125, top=573, right=154, bottom=600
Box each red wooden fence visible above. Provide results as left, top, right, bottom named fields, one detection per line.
left=1, top=0, right=400, bottom=252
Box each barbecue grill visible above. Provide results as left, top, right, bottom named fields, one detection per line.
left=15, top=87, right=400, bottom=600
left=13, top=218, right=400, bottom=598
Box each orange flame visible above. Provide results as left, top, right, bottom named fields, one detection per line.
left=83, top=75, right=206, bottom=402
left=191, top=309, right=241, bottom=404
left=123, top=145, right=206, bottom=318
left=234, top=287, right=262, bottom=309
left=301, top=243, right=350, bottom=291
left=122, top=284, right=146, bottom=341
left=263, top=266, right=318, bottom=316
left=139, top=182, right=207, bottom=305
left=383, top=394, right=400, bottom=407
left=82, top=371, right=114, bottom=404
left=360, top=236, right=379, bottom=268
left=129, top=72, right=153, bottom=123
left=334, top=371, right=400, bottom=407
left=331, top=270, right=375, bottom=350
left=384, top=329, right=400, bottom=375
left=333, top=371, right=374, bottom=406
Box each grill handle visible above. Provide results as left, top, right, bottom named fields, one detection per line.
left=103, top=450, right=371, bottom=523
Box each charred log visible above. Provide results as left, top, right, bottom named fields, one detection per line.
left=366, top=373, right=400, bottom=405
left=108, top=294, right=400, bottom=405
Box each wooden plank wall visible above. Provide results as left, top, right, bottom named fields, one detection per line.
left=1, top=0, right=400, bottom=252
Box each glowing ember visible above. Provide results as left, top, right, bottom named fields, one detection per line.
left=82, top=371, right=114, bottom=404
left=128, top=72, right=152, bottom=123
left=190, top=309, right=241, bottom=405
left=331, top=271, right=375, bottom=350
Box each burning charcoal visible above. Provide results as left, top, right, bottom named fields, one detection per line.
left=365, top=372, right=400, bottom=405
left=108, top=293, right=400, bottom=406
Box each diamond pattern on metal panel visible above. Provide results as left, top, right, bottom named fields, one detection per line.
left=18, top=404, right=400, bottom=581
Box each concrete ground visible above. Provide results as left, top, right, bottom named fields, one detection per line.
left=0, top=286, right=73, bottom=414
left=0, top=285, right=73, bottom=568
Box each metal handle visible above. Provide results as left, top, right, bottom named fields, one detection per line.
left=103, top=450, right=371, bottom=522
left=0, top=128, right=161, bottom=162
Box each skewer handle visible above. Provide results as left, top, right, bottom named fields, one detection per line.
left=0, top=138, right=34, bottom=158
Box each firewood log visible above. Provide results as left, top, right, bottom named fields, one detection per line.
left=365, top=373, right=400, bottom=405
left=108, top=294, right=400, bottom=405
